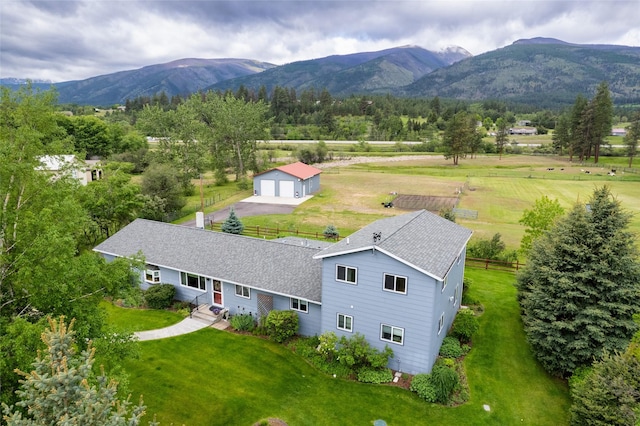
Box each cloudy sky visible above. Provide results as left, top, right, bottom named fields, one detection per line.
left=1, top=0, right=638, bottom=82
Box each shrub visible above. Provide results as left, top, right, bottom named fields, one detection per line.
left=230, top=313, right=256, bottom=332
left=323, top=224, right=339, bottom=239
left=265, top=310, right=299, bottom=343
left=430, top=364, right=460, bottom=404
left=122, top=288, right=144, bottom=308
left=451, top=309, right=479, bottom=343
left=317, top=331, right=338, bottom=361
left=439, top=337, right=464, bottom=358
left=144, top=284, right=175, bottom=309
left=410, top=374, right=437, bottom=402
left=336, top=333, right=393, bottom=370
left=357, top=368, right=393, bottom=384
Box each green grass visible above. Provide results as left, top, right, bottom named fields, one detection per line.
left=117, top=268, right=570, bottom=425
left=101, top=301, right=185, bottom=332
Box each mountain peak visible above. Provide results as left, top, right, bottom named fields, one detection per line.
left=512, top=37, right=569, bottom=45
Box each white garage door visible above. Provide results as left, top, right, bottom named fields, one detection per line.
left=279, top=180, right=295, bottom=198
left=260, top=179, right=275, bottom=196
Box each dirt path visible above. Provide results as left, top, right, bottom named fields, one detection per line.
left=310, top=155, right=446, bottom=169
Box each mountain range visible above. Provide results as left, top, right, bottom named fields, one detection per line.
left=2, top=38, right=638, bottom=107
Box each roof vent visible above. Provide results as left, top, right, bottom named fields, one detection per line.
left=373, top=232, right=382, bottom=244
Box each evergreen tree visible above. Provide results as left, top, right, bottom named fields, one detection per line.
left=2, top=317, right=153, bottom=425
left=221, top=208, right=244, bottom=234
left=517, top=186, right=640, bottom=377
left=624, top=112, right=640, bottom=168
left=570, top=350, right=640, bottom=426
left=442, top=111, right=475, bottom=165
left=494, top=117, right=509, bottom=159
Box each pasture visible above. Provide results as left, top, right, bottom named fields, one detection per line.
left=228, top=154, right=640, bottom=249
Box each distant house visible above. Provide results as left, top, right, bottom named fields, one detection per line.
left=517, top=120, right=531, bottom=126
left=509, top=127, right=537, bottom=135
left=253, top=161, right=322, bottom=198
left=36, top=155, right=102, bottom=186
left=611, top=128, right=627, bottom=136
left=94, top=209, right=472, bottom=374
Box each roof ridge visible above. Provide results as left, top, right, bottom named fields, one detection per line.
left=378, top=209, right=425, bottom=243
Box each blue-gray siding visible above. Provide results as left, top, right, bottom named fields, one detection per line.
left=319, top=248, right=466, bottom=374
left=223, top=283, right=321, bottom=336
left=253, top=169, right=320, bottom=197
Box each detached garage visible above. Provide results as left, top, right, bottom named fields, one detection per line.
left=253, top=162, right=322, bottom=198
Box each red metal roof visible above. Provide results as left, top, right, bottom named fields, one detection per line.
left=274, top=162, right=322, bottom=179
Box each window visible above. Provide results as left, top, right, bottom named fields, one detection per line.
left=441, top=276, right=448, bottom=293
left=383, top=274, right=407, bottom=294
left=290, top=298, right=308, bottom=313
left=180, top=272, right=206, bottom=291
left=337, top=314, right=353, bottom=332
left=381, top=324, right=404, bottom=345
left=235, top=285, right=250, bottom=299
left=454, top=285, right=459, bottom=305
left=336, top=265, right=357, bottom=284
left=438, top=313, right=445, bottom=335
left=145, top=265, right=160, bottom=283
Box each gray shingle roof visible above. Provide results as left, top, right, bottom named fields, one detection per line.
left=94, top=219, right=324, bottom=302
left=313, top=210, right=472, bottom=281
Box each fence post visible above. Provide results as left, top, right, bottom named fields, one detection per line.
left=256, top=225, right=260, bottom=237
left=516, top=260, right=519, bottom=271
left=485, top=259, right=489, bottom=270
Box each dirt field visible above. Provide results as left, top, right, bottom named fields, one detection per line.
left=391, top=194, right=458, bottom=211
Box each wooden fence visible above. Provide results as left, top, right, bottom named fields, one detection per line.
left=465, top=257, right=525, bottom=272
left=209, top=223, right=340, bottom=241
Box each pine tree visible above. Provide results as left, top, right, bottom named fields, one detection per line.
left=221, top=207, right=244, bottom=234
left=517, top=186, right=640, bottom=377
left=2, top=317, right=153, bottom=425
left=570, top=350, right=640, bottom=426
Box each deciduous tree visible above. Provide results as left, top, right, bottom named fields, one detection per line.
left=518, top=195, right=565, bottom=254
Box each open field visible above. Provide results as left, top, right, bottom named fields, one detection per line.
left=117, top=268, right=570, bottom=426
left=217, top=155, right=640, bottom=249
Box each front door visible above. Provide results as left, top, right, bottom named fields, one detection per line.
left=212, top=280, right=223, bottom=306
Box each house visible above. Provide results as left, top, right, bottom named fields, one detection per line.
left=93, top=209, right=472, bottom=374
left=253, top=162, right=322, bottom=198
left=36, top=155, right=103, bottom=186
left=509, top=127, right=537, bottom=135
left=611, top=128, right=627, bottom=137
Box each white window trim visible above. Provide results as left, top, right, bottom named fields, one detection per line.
left=336, top=264, right=357, bottom=285
left=235, top=285, right=251, bottom=299
left=454, top=285, right=459, bottom=305
left=337, top=313, right=353, bottom=332
left=180, top=271, right=206, bottom=291
left=290, top=298, right=309, bottom=313
left=145, top=266, right=161, bottom=284
left=438, top=313, right=445, bottom=335
left=441, top=276, right=448, bottom=293
left=380, top=324, right=404, bottom=345
left=382, top=273, right=407, bottom=294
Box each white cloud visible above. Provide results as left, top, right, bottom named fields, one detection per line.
left=0, top=0, right=638, bottom=82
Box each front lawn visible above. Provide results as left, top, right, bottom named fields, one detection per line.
left=118, top=268, right=570, bottom=425
left=101, top=301, right=185, bottom=332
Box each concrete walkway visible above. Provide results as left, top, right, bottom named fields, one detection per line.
left=134, top=317, right=229, bottom=341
